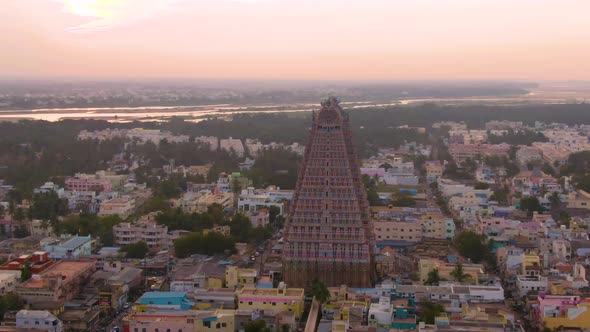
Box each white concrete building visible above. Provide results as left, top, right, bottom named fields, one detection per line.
left=0, top=270, right=21, bottom=295
left=516, top=275, right=548, bottom=297
left=237, top=187, right=285, bottom=215
left=16, top=310, right=63, bottom=332
left=113, top=220, right=169, bottom=249
left=220, top=137, right=245, bottom=156
left=195, top=136, right=219, bottom=151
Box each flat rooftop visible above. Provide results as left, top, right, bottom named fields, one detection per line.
left=20, top=260, right=95, bottom=289
left=238, top=287, right=303, bottom=297
left=60, top=236, right=91, bottom=249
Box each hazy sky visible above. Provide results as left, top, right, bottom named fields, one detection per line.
left=2, top=0, right=590, bottom=80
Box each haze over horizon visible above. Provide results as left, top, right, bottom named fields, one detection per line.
left=3, top=0, right=590, bottom=81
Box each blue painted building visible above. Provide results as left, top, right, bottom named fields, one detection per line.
left=137, top=292, right=195, bottom=310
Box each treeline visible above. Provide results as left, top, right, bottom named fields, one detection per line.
left=560, top=151, right=590, bottom=192
left=247, top=148, right=300, bottom=189
left=159, top=205, right=275, bottom=257
left=59, top=213, right=124, bottom=246
left=487, top=129, right=548, bottom=146
left=174, top=232, right=237, bottom=258
left=3, top=103, right=590, bottom=195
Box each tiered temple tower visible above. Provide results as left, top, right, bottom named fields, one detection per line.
left=282, top=97, right=375, bottom=288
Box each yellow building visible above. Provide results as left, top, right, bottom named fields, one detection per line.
left=568, top=190, right=590, bottom=209
left=538, top=297, right=590, bottom=330
left=521, top=254, right=541, bottom=275
left=419, top=258, right=483, bottom=284
left=195, top=310, right=235, bottom=332
left=225, top=266, right=258, bottom=289
left=236, top=285, right=305, bottom=318
left=208, top=276, right=224, bottom=289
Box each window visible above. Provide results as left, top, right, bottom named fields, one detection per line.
left=155, top=329, right=159, bottom=332
left=35, top=321, right=39, bottom=325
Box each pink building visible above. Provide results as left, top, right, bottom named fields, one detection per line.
left=123, top=311, right=196, bottom=332
left=65, top=177, right=112, bottom=193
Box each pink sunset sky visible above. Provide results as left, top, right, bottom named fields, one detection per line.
left=2, top=0, right=590, bottom=80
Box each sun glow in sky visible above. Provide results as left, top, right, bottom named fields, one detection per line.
left=62, top=0, right=111, bottom=18
left=2, top=0, right=590, bottom=80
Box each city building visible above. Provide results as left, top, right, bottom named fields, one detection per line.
left=0, top=251, right=54, bottom=275
left=65, top=177, right=112, bottom=193
left=16, top=310, right=63, bottom=332
left=248, top=208, right=270, bottom=228
left=534, top=295, right=590, bottom=330
left=34, top=182, right=65, bottom=197
left=373, top=220, right=422, bottom=243
left=225, top=266, right=258, bottom=289
left=516, top=146, right=543, bottom=166
left=236, top=284, right=305, bottom=318
left=424, top=161, right=443, bottom=184
left=98, top=196, right=136, bottom=218
left=283, top=98, right=375, bottom=287
left=17, top=259, right=96, bottom=305
left=448, top=143, right=510, bottom=162
left=195, top=136, right=219, bottom=151
left=43, top=235, right=92, bottom=260
left=137, top=292, right=195, bottom=310
left=113, top=220, right=169, bottom=249
left=219, top=137, right=245, bottom=157
left=567, top=190, right=590, bottom=209
left=0, top=270, right=21, bottom=295
left=238, top=187, right=286, bottom=215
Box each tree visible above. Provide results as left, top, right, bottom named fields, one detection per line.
left=390, top=191, right=416, bottom=207
left=549, top=192, right=562, bottom=214
left=231, top=177, right=243, bottom=195
left=454, top=230, right=490, bottom=264
left=379, top=162, right=393, bottom=170
left=490, top=185, right=510, bottom=205
left=310, top=278, right=330, bottom=304
left=474, top=182, right=490, bottom=190
left=244, top=320, right=272, bottom=332
left=424, top=268, right=441, bottom=286
left=13, top=207, right=25, bottom=222
left=120, top=241, right=149, bottom=259
left=20, top=260, right=32, bottom=282
left=519, top=196, right=544, bottom=216
left=541, top=163, right=555, bottom=177
left=174, top=232, right=236, bottom=258
left=418, top=301, right=445, bottom=324
left=450, top=263, right=471, bottom=283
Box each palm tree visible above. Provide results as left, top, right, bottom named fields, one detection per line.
left=418, top=300, right=446, bottom=324
left=310, top=279, right=330, bottom=304
left=425, top=268, right=441, bottom=286
left=549, top=192, right=561, bottom=212
left=450, top=263, right=471, bottom=283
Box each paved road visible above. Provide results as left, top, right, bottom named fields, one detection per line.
left=105, top=307, right=131, bottom=332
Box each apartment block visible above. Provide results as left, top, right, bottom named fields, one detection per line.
left=98, top=196, right=136, bottom=218
left=236, top=285, right=304, bottom=318
left=113, top=220, right=169, bottom=249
